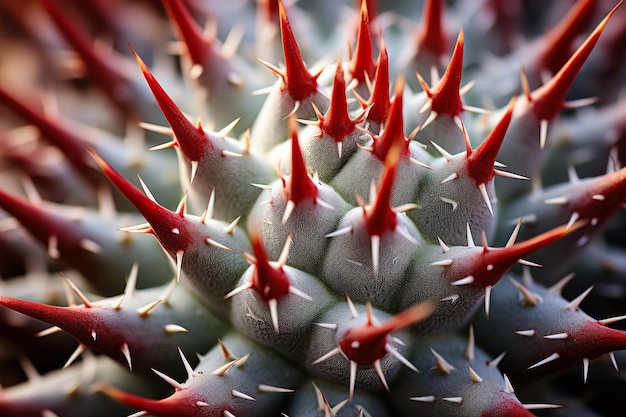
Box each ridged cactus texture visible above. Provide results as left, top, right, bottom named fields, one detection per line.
left=1, top=0, right=626, bottom=416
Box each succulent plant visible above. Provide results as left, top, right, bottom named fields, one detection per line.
left=1, top=0, right=626, bottom=416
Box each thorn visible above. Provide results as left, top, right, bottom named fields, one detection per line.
left=504, top=374, right=515, bottom=393
left=64, top=344, right=86, bottom=368
left=349, top=360, right=357, bottom=400
left=217, top=338, right=236, bottom=361
left=276, top=0, right=319, bottom=101
left=506, top=217, right=523, bottom=247
left=152, top=368, right=184, bottom=389
left=431, top=259, right=453, bottom=267
left=583, top=357, right=590, bottom=383
left=565, top=286, right=594, bottom=311
left=528, top=352, right=560, bottom=369
left=451, top=276, right=474, bottom=286
left=509, top=277, right=542, bottom=307
left=440, top=197, right=458, bottom=211
left=349, top=0, right=376, bottom=85
left=544, top=332, right=568, bottom=340
left=467, top=96, right=516, bottom=188
left=164, top=324, right=189, bottom=334
left=136, top=299, right=161, bottom=317
left=442, top=397, right=463, bottom=404
left=123, top=262, right=140, bottom=299
left=466, top=325, right=475, bottom=360
left=120, top=343, right=132, bottom=371
left=230, top=390, right=256, bottom=401
left=212, top=358, right=241, bottom=376
left=522, top=403, right=563, bottom=410
left=130, top=46, right=209, bottom=163
left=468, top=366, right=483, bottom=383
left=430, top=347, right=455, bottom=374
left=36, top=326, right=63, bottom=338
left=478, top=183, right=494, bottom=216
left=427, top=28, right=465, bottom=116
left=362, top=40, right=390, bottom=128
left=430, top=140, right=453, bottom=161
left=224, top=217, right=241, bottom=235
left=60, top=272, right=91, bottom=308
left=410, top=395, right=436, bottom=403
left=484, top=285, right=492, bottom=318
left=436, top=236, right=450, bottom=253
left=530, top=2, right=622, bottom=122
left=466, top=223, right=475, bottom=247
left=257, top=384, right=294, bottom=393
left=311, top=347, right=342, bottom=366
left=489, top=351, right=507, bottom=368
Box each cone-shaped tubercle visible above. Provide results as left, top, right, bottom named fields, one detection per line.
left=39, top=0, right=137, bottom=115
left=466, top=96, right=516, bottom=186
left=415, top=0, right=447, bottom=59
left=0, top=189, right=87, bottom=255
left=247, top=232, right=291, bottom=301
left=0, top=86, right=97, bottom=180
left=421, top=28, right=464, bottom=116
left=464, top=220, right=584, bottom=288
left=363, top=147, right=401, bottom=237
left=372, top=78, right=409, bottom=161
left=132, top=47, right=209, bottom=163
left=339, top=301, right=434, bottom=365
left=529, top=2, right=621, bottom=122
left=162, top=0, right=212, bottom=71
left=90, top=150, right=193, bottom=254
left=536, top=0, right=597, bottom=77
left=363, top=42, right=390, bottom=130
left=102, top=384, right=205, bottom=417
left=283, top=119, right=319, bottom=206
left=277, top=0, right=319, bottom=101
left=317, top=59, right=361, bottom=144
left=348, top=0, right=376, bottom=85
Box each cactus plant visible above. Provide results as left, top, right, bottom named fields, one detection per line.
left=0, top=0, right=626, bottom=416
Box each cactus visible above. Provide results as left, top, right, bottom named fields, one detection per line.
left=0, top=0, right=625, bottom=416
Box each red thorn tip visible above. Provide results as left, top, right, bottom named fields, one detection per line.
left=339, top=301, right=434, bottom=365
left=0, top=87, right=92, bottom=171
left=100, top=384, right=205, bottom=417
left=364, top=137, right=404, bottom=237
left=278, top=0, right=319, bottom=101
left=364, top=43, right=390, bottom=126
left=0, top=297, right=99, bottom=348
left=131, top=47, right=208, bottom=162
left=249, top=232, right=291, bottom=300
left=573, top=321, right=626, bottom=358
left=538, top=0, right=597, bottom=77
left=428, top=27, right=464, bottom=116
left=89, top=150, right=193, bottom=252
left=39, top=0, right=132, bottom=112
left=349, top=0, right=377, bottom=84
left=579, top=167, right=626, bottom=223
left=319, top=60, right=359, bottom=142
left=0, top=189, right=84, bottom=253
left=467, top=96, right=516, bottom=185
left=372, top=77, right=408, bottom=161
left=283, top=118, right=319, bottom=205
left=470, top=221, right=585, bottom=288
left=531, top=2, right=621, bottom=121
left=416, top=0, right=447, bottom=58
left=162, top=0, right=214, bottom=68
